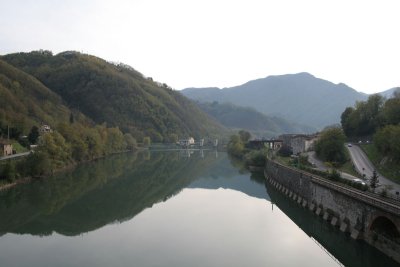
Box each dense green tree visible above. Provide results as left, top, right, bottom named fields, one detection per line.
left=28, top=126, right=39, bottom=144
left=238, top=130, right=251, bottom=143
left=166, top=133, right=179, bottom=143
left=124, top=133, right=137, bottom=150
left=382, top=97, right=400, bottom=126
left=143, top=136, right=151, bottom=147
left=227, top=134, right=245, bottom=158
left=374, top=125, right=400, bottom=162
left=340, top=94, right=385, bottom=137
left=1, top=160, right=16, bottom=182
left=315, top=127, right=346, bottom=163
left=370, top=170, right=379, bottom=191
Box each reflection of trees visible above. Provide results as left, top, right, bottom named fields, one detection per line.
left=0, top=150, right=221, bottom=236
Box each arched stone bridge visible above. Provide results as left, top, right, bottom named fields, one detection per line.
left=264, top=159, right=400, bottom=263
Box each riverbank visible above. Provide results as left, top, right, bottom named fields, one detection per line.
left=0, top=148, right=147, bottom=191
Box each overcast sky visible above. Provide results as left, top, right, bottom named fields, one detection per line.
left=0, top=0, right=399, bottom=94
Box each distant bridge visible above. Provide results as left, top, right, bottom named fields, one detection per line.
left=247, top=139, right=283, bottom=150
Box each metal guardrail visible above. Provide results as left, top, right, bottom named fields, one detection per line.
left=267, top=160, right=400, bottom=216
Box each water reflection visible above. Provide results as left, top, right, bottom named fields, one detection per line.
left=0, top=150, right=239, bottom=236
left=0, top=151, right=398, bottom=267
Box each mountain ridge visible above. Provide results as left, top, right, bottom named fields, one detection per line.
left=182, top=72, right=368, bottom=129
left=1, top=50, right=227, bottom=141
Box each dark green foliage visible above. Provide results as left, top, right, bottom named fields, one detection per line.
left=24, top=151, right=52, bottom=177
left=370, top=170, right=379, bottom=190
left=278, top=144, right=292, bottom=157
left=227, top=134, right=246, bottom=158
left=315, top=127, right=346, bottom=163
left=382, top=97, right=400, bottom=125
left=374, top=125, right=400, bottom=163
left=28, top=126, right=39, bottom=144
left=238, top=130, right=251, bottom=143
left=2, top=51, right=226, bottom=141
left=244, top=149, right=267, bottom=167
left=69, top=113, right=74, bottom=124
left=0, top=59, right=83, bottom=135
left=340, top=94, right=385, bottom=137
left=0, top=160, right=16, bottom=182
left=124, top=134, right=137, bottom=150
left=143, top=137, right=151, bottom=147
left=341, top=93, right=400, bottom=163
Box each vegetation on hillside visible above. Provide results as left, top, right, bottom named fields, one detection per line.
left=196, top=101, right=314, bottom=136
left=2, top=50, right=226, bottom=141
left=0, top=124, right=136, bottom=182
left=315, top=127, right=346, bottom=164
left=341, top=93, right=400, bottom=165
left=0, top=59, right=88, bottom=138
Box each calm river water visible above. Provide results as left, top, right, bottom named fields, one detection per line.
left=0, top=151, right=398, bottom=267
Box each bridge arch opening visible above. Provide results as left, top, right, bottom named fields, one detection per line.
left=370, top=216, right=400, bottom=239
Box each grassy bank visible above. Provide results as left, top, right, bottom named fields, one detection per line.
left=360, top=144, right=400, bottom=182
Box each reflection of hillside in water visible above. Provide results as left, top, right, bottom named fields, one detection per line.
left=265, top=181, right=399, bottom=267
left=0, top=150, right=250, bottom=237
left=189, top=155, right=270, bottom=201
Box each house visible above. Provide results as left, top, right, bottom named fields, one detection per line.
left=179, top=137, right=195, bottom=147
left=0, top=140, right=13, bottom=157
left=279, top=134, right=319, bottom=155
left=39, top=124, right=52, bottom=134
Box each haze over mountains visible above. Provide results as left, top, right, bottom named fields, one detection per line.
left=196, top=101, right=315, bottom=137
left=182, top=73, right=370, bottom=130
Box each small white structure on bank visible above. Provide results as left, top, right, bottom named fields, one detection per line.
left=179, top=137, right=195, bottom=147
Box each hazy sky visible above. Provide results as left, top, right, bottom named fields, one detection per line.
left=0, top=0, right=399, bottom=93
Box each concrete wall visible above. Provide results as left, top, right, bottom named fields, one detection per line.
left=265, top=159, right=400, bottom=263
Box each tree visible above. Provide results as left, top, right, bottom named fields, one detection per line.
left=238, top=130, right=251, bottom=143
left=1, top=160, right=16, bottom=182
left=374, top=125, right=400, bottom=162
left=370, top=170, right=379, bottom=191
left=382, top=97, right=400, bottom=125
left=227, top=134, right=245, bottom=158
left=167, top=133, right=178, bottom=143
left=341, top=107, right=355, bottom=137
left=69, top=113, right=74, bottom=124
left=143, top=136, right=151, bottom=147
left=124, top=133, right=137, bottom=150
left=28, top=126, right=40, bottom=144
left=315, top=127, right=346, bottom=163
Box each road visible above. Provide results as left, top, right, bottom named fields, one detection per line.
left=306, top=151, right=358, bottom=181
left=346, top=144, right=400, bottom=192
left=0, top=151, right=31, bottom=161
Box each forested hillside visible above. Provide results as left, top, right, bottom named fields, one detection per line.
left=196, top=101, right=315, bottom=137
left=0, top=59, right=87, bottom=137
left=2, top=50, right=226, bottom=142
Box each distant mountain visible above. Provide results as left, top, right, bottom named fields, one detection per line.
left=182, top=73, right=368, bottom=129
left=379, top=87, right=400, bottom=99
left=2, top=51, right=226, bottom=141
left=196, top=101, right=315, bottom=137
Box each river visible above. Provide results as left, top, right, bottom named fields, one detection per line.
left=0, top=150, right=398, bottom=267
